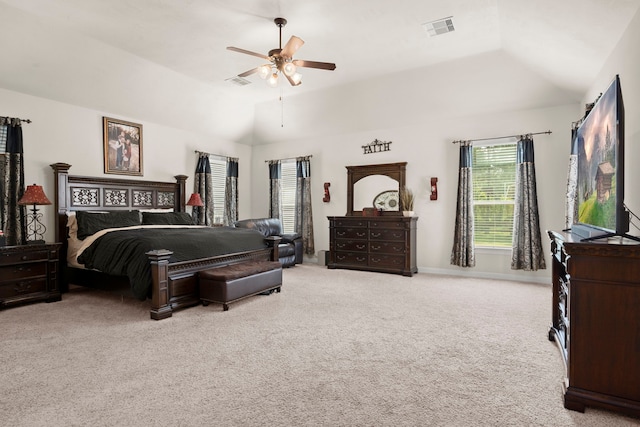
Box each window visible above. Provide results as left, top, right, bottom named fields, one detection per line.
left=209, top=156, right=226, bottom=225
left=472, top=143, right=517, bottom=247
left=0, top=125, right=7, bottom=152
left=280, top=160, right=297, bottom=234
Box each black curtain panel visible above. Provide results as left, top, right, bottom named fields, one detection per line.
left=0, top=117, right=26, bottom=245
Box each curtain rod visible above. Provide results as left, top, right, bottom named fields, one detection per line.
left=451, top=130, right=552, bottom=144
left=264, top=154, right=313, bottom=163
left=1, top=116, right=32, bottom=124
left=195, top=150, right=238, bottom=162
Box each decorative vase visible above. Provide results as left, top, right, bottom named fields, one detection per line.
left=403, top=211, right=414, bottom=217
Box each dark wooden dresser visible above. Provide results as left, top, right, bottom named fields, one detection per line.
left=328, top=216, right=417, bottom=276
left=548, top=230, right=640, bottom=418
left=0, top=242, right=62, bottom=309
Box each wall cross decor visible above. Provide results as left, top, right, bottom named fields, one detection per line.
left=362, top=139, right=392, bottom=155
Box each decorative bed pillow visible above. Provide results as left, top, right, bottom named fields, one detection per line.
left=141, top=211, right=193, bottom=225
left=66, top=212, right=78, bottom=239
left=76, top=210, right=142, bottom=240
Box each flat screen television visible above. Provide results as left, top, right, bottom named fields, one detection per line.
left=573, top=74, right=638, bottom=241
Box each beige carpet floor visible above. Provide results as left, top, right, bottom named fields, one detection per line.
left=1, top=263, right=638, bottom=426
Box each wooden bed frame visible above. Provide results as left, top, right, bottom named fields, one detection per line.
left=51, top=163, right=278, bottom=320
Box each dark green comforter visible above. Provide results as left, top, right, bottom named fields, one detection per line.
left=77, top=226, right=267, bottom=299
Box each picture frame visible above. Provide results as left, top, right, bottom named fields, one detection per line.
left=103, top=117, right=143, bottom=176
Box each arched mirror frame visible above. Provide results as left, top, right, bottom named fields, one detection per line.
left=346, top=162, right=406, bottom=216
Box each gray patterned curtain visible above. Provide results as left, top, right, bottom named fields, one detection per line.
left=511, top=136, right=546, bottom=271
left=0, top=117, right=26, bottom=246
left=193, top=154, right=214, bottom=225
left=295, top=156, right=314, bottom=256
left=451, top=141, right=475, bottom=267
left=565, top=127, right=579, bottom=230
left=268, top=160, right=282, bottom=220
left=223, top=157, right=238, bottom=226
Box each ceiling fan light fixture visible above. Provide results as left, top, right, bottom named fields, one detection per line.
left=267, top=72, right=279, bottom=87
left=291, top=72, right=302, bottom=85
left=283, top=62, right=297, bottom=77
left=258, top=64, right=271, bottom=79
left=227, top=17, right=336, bottom=88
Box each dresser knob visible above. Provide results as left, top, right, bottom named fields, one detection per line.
left=21, top=255, right=28, bottom=261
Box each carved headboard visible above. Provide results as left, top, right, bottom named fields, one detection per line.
left=50, top=162, right=188, bottom=246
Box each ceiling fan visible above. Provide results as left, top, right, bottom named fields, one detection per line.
left=227, top=17, right=336, bottom=87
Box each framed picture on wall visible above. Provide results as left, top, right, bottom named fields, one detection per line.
left=103, top=117, right=143, bottom=176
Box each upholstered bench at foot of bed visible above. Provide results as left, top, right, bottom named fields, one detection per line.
left=198, top=261, right=283, bottom=311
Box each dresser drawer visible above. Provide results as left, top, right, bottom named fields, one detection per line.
left=369, top=254, right=406, bottom=269
left=369, top=220, right=406, bottom=229
left=369, top=229, right=405, bottom=241
left=369, top=241, right=406, bottom=255
left=0, top=262, right=48, bottom=281
left=335, top=228, right=368, bottom=239
left=335, top=240, right=367, bottom=252
left=0, top=277, right=48, bottom=298
left=334, top=252, right=368, bottom=265
left=0, top=250, right=50, bottom=266
left=333, top=218, right=367, bottom=228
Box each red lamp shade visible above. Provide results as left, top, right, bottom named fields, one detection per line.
left=186, top=193, right=204, bottom=207
left=18, top=184, right=52, bottom=206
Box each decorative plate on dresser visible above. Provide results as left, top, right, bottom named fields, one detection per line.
left=373, top=190, right=399, bottom=211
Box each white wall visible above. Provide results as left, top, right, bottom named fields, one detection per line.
left=586, top=7, right=640, bottom=220
left=251, top=102, right=578, bottom=283
left=0, top=87, right=253, bottom=243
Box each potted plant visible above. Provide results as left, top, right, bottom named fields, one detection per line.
left=399, top=187, right=415, bottom=216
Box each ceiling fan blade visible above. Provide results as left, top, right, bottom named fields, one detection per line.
left=280, top=36, right=304, bottom=59
left=284, top=73, right=302, bottom=87
left=226, top=46, right=270, bottom=61
left=292, top=59, right=336, bottom=71
left=238, top=67, right=259, bottom=78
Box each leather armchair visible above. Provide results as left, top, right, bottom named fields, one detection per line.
left=234, top=218, right=303, bottom=267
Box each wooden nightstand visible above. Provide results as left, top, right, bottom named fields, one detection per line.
left=0, top=242, right=62, bottom=309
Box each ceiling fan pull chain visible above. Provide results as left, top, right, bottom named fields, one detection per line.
left=280, top=90, right=284, bottom=127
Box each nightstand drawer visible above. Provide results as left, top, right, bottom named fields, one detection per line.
left=0, top=250, right=50, bottom=265
left=0, top=277, right=48, bottom=298
left=0, top=262, right=48, bottom=281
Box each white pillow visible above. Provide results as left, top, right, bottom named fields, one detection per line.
left=66, top=212, right=78, bottom=239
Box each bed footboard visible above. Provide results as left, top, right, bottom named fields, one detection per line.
left=147, top=237, right=280, bottom=320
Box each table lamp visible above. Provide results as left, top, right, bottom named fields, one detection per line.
left=186, top=193, right=204, bottom=225
left=18, top=184, right=52, bottom=244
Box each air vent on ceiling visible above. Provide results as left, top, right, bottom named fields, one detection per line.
left=225, top=76, right=251, bottom=86
left=422, top=16, right=455, bottom=37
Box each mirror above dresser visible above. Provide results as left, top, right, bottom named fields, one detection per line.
left=346, top=162, right=406, bottom=216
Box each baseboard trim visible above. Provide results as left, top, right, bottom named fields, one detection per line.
left=417, top=266, right=549, bottom=285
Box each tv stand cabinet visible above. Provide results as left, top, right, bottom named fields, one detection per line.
left=548, top=230, right=640, bottom=418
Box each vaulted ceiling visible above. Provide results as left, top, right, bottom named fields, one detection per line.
left=1, top=0, right=638, bottom=143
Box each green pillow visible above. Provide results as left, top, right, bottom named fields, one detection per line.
left=76, top=210, right=141, bottom=240
left=141, top=212, right=194, bottom=225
